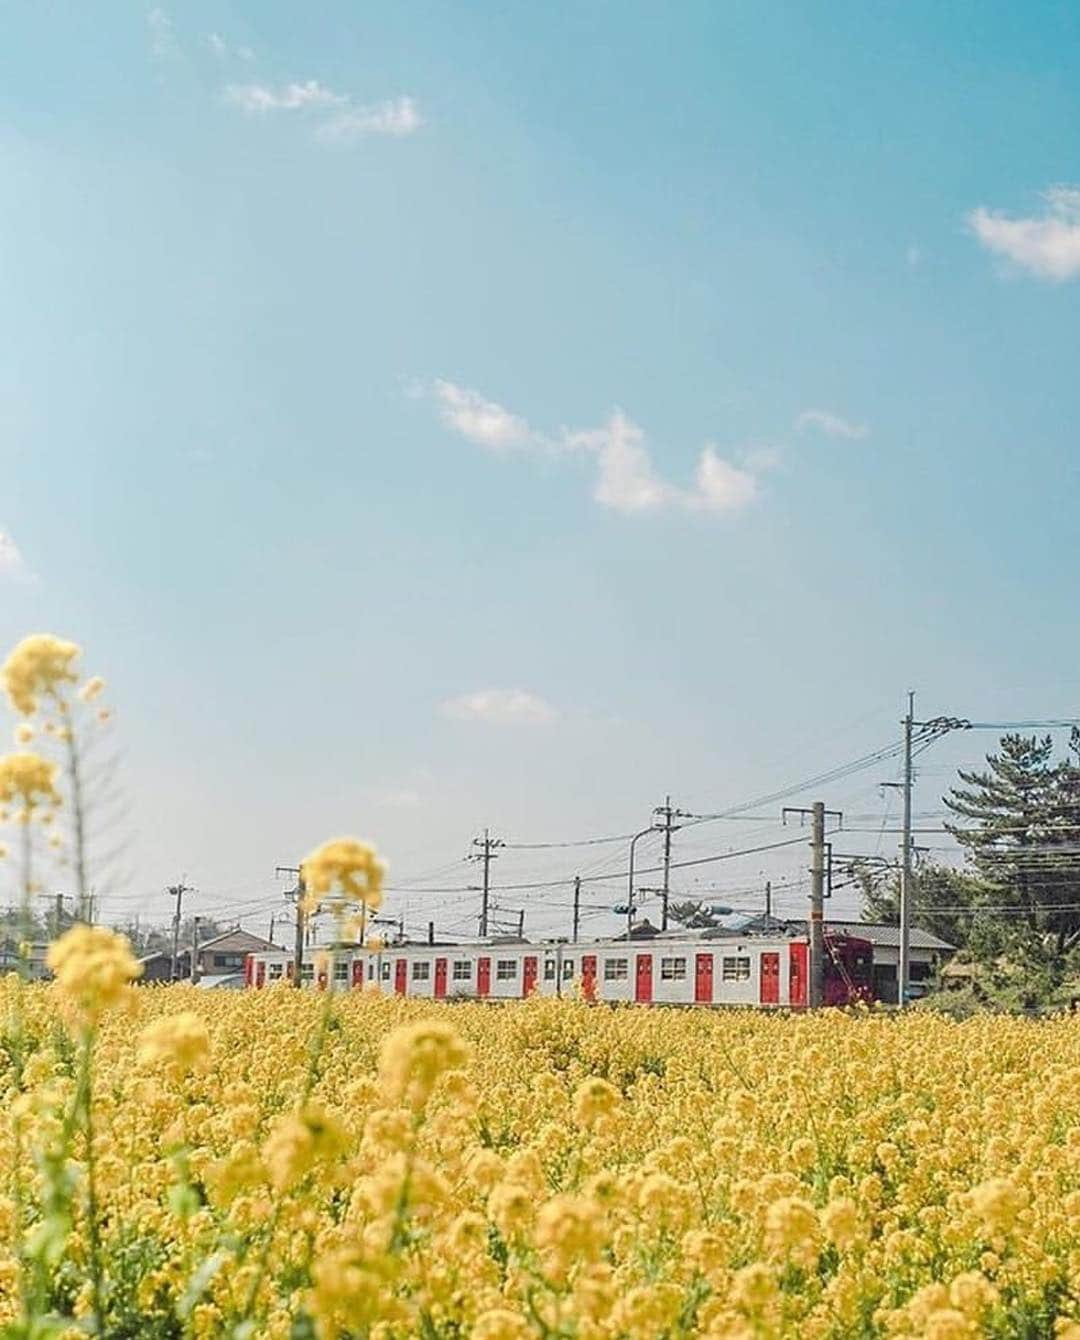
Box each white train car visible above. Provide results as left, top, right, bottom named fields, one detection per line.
left=245, top=930, right=873, bottom=1008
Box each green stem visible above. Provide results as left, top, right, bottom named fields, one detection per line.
left=61, top=713, right=89, bottom=922
left=74, top=1026, right=105, bottom=1331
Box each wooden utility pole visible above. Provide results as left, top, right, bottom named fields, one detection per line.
left=782, top=804, right=841, bottom=1008
left=168, top=881, right=191, bottom=982
left=899, top=691, right=915, bottom=1008
left=572, top=875, right=581, bottom=943
left=809, top=803, right=825, bottom=1008
left=471, top=829, right=504, bottom=938
left=190, top=916, right=202, bottom=983
left=276, top=864, right=306, bottom=989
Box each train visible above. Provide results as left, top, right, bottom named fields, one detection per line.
left=244, top=928, right=874, bottom=1008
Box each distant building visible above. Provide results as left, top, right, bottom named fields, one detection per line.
left=137, top=928, right=282, bottom=984
left=0, top=939, right=50, bottom=981
left=730, top=916, right=957, bottom=1003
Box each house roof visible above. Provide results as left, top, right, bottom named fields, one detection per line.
left=197, top=929, right=279, bottom=953
left=734, top=915, right=956, bottom=953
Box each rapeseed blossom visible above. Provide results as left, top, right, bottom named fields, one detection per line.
left=45, top=923, right=141, bottom=1020
left=0, top=751, right=60, bottom=817
left=1, top=633, right=80, bottom=715
left=300, top=836, right=385, bottom=915
left=3, top=986, right=1080, bottom=1335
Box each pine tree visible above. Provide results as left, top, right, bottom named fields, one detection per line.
left=944, top=733, right=1080, bottom=976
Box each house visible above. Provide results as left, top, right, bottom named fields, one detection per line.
left=0, top=939, right=51, bottom=981
left=730, top=916, right=957, bottom=1004
left=137, top=928, right=282, bottom=984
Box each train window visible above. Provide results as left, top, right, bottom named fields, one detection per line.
left=604, top=959, right=629, bottom=980
left=660, top=957, right=687, bottom=981
left=453, top=960, right=473, bottom=980
left=562, top=959, right=574, bottom=978
left=367, top=962, right=375, bottom=979
left=721, top=956, right=751, bottom=982
left=334, top=961, right=349, bottom=983
left=381, top=961, right=390, bottom=980
left=496, top=960, right=518, bottom=980
left=268, top=963, right=283, bottom=980
left=412, top=962, right=431, bottom=981
left=544, top=960, right=557, bottom=980
left=300, top=963, right=314, bottom=982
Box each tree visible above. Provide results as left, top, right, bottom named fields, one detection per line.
left=858, top=860, right=984, bottom=952
left=944, top=732, right=1080, bottom=982
left=667, top=900, right=722, bottom=930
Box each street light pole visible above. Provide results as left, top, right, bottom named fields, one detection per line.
left=627, top=826, right=658, bottom=939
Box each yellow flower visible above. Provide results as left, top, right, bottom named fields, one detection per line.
left=970, top=1177, right=1026, bottom=1235
left=14, top=723, right=33, bottom=745
left=378, top=1019, right=470, bottom=1109
left=2, top=633, right=80, bottom=714
left=763, top=1196, right=819, bottom=1264
left=301, top=837, right=385, bottom=914
left=137, top=1012, right=210, bottom=1077
left=472, top=1310, right=531, bottom=1340
left=77, top=675, right=106, bottom=703
left=262, top=1104, right=348, bottom=1191
left=573, top=1076, right=620, bottom=1127
left=0, top=751, right=60, bottom=816
left=821, top=1196, right=861, bottom=1250
left=46, top=924, right=141, bottom=1019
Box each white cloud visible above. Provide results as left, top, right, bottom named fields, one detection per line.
left=432, top=384, right=761, bottom=516
left=148, top=8, right=179, bottom=61
left=206, top=32, right=227, bottom=59
left=433, top=380, right=535, bottom=450
left=317, top=97, right=423, bottom=142
left=565, top=411, right=675, bottom=512
left=0, top=531, right=27, bottom=580
left=694, top=448, right=758, bottom=512
left=968, top=185, right=1080, bottom=281
left=441, top=689, right=559, bottom=725
left=795, top=408, right=868, bottom=441
left=225, top=80, right=346, bottom=113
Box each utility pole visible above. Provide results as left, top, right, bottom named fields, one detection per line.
left=782, top=805, right=841, bottom=1008
left=809, top=802, right=825, bottom=1008
left=572, top=875, right=581, bottom=943
left=471, top=829, right=504, bottom=938
left=277, top=864, right=306, bottom=989
left=268, top=912, right=276, bottom=945
left=168, top=881, right=191, bottom=982
left=190, top=916, right=202, bottom=983
left=53, top=893, right=64, bottom=938
left=899, top=691, right=915, bottom=1009
left=765, top=880, right=772, bottom=928
left=652, top=796, right=682, bottom=931
left=517, top=908, right=525, bottom=939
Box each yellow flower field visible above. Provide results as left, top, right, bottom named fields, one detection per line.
left=4, top=982, right=1080, bottom=1339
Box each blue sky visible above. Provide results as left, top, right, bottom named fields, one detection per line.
left=2, top=1, right=1079, bottom=939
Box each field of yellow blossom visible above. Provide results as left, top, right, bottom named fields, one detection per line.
left=4, top=980, right=1080, bottom=1340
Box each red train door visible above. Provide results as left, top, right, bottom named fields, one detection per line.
left=581, top=955, right=597, bottom=1001
left=477, top=957, right=491, bottom=997
left=635, top=954, right=653, bottom=1003
left=316, top=963, right=328, bottom=991
left=760, top=952, right=779, bottom=1004
left=352, top=959, right=365, bottom=988
left=789, top=943, right=807, bottom=1007
left=694, top=953, right=713, bottom=1003
left=522, top=956, right=538, bottom=997
left=285, top=960, right=295, bottom=983
left=394, top=959, right=407, bottom=996
left=255, top=961, right=266, bottom=988
left=434, top=958, right=448, bottom=999
left=244, top=955, right=254, bottom=987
